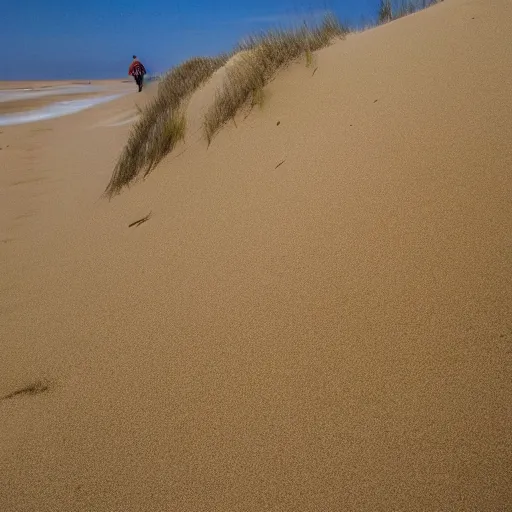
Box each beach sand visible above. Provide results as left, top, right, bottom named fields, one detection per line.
left=1, top=0, right=511, bottom=510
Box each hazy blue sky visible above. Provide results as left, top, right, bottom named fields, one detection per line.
left=4, top=0, right=379, bottom=80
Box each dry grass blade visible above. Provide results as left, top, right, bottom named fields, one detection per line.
left=2, top=380, right=49, bottom=400
left=128, top=211, right=152, bottom=228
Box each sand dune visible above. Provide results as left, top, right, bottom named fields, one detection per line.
left=1, top=0, right=511, bottom=510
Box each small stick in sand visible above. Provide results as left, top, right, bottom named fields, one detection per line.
left=129, top=212, right=152, bottom=228
left=312, top=67, right=318, bottom=76
left=2, top=380, right=49, bottom=400
left=275, top=160, right=286, bottom=169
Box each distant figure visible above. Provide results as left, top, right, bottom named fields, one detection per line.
left=128, top=56, right=146, bottom=92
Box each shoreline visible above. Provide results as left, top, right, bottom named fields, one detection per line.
left=0, top=79, right=130, bottom=90
left=0, top=82, right=136, bottom=126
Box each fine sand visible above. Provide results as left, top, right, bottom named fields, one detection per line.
left=1, top=0, right=511, bottom=510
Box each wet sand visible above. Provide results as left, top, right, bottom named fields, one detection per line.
left=0, top=82, right=134, bottom=125
left=0, top=80, right=130, bottom=90
left=0, top=93, right=111, bottom=114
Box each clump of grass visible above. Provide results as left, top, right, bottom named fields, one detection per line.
left=394, top=0, right=428, bottom=19
left=203, top=13, right=348, bottom=145
left=378, top=0, right=393, bottom=23
left=380, top=0, right=442, bottom=23
left=105, top=56, right=228, bottom=198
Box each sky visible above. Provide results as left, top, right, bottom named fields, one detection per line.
left=3, top=0, right=380, bottom=80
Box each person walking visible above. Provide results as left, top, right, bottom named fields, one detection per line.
left=128, top=56, right=147, bottom=92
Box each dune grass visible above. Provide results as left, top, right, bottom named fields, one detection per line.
left=379, top=0, right=442, bottom=24
left=203, top=14, right=348, bottom=145
left=379, top=0, right=393, bottom=23
left=104, top=56, right=228, bottom=198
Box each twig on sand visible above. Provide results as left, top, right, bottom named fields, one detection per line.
left=129, top=212, right=152, bottom=228
left=174, top=148, right=187, bottom=159
left=243, top=107, right=254, bottom=121
left=275, top=159, right=286, bottom=169
left=2, top=380, right=49, bottom=400
left=312, top=67, right=318, bottom=76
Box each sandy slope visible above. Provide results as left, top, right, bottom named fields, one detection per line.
left=1, top=0, right=511, bottom=510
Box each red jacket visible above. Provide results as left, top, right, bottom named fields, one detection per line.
left=129, top=60, right=146, bottom=76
